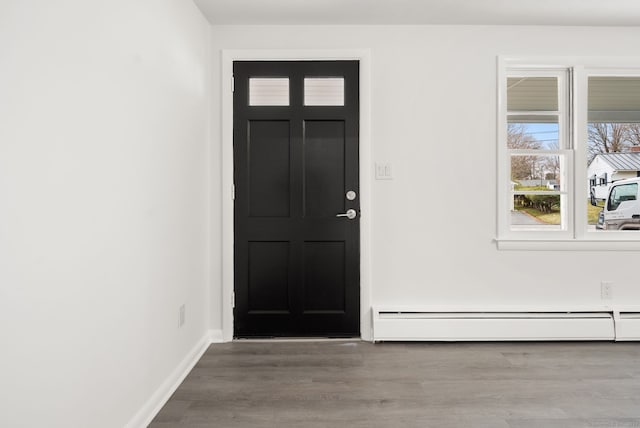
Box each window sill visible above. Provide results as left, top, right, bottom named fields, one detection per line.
left=495, top=238, right=640, bottom=251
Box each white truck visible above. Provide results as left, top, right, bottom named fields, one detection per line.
left=592, top=177, right=640, bottom=230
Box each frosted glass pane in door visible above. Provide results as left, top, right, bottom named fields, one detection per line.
left=249, top=78, right=289, bottom=106
left=304, top=78, right=345, bottom=106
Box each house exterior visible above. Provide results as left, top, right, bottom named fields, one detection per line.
left=587, top=150, right=640, bottom=198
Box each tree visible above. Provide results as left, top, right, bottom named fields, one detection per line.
left=588, top=123, right=629, bottom=162
left=542, top=141, right=560, bottom=184
left=626, top=123, right=640, bottom=147
left=508, top=124, right=541, bottom=180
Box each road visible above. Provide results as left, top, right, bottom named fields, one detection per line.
left=511, top=210, right=599, bottom=230
left=511, top=210, right=544, bottom=225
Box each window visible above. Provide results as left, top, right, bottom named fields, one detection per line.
left=304, top=77, right=345, bottom=106
left=608, top=183, right=637, bottom=211
left=501, top=68, right=572, bottom=237
left=249, top=78, right=289, bottom=106
left=498, top=58, right=640, bottom=249
left=587, top=76, right=640, bottom=222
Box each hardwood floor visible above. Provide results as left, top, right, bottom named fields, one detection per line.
left=149, top=341, right=640, bottom=427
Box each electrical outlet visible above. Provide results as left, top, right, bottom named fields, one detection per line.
left=601, top=282, right=613, bottom=300
left=179, top=304, right=186, bottom=327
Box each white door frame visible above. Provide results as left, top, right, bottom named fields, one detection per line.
left=220, top=49, right=373, bottom=342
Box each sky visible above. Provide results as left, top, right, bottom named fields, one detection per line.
left=522, top=122, right=559, bottom=149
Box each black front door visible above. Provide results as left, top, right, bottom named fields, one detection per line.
left=233, top=61, right=359, bottom=337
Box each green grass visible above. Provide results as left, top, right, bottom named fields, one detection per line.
left=517, top=207, right=561, bottom=225
left=587, top=200, right=603, bottom=225
left=514, top=185, right=549, bottom=191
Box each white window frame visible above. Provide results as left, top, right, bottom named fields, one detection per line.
left=497, top=57, right=640, bottom=250
left=500, top=67, right=572, bottom=240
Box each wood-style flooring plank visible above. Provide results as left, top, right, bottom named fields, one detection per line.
left=149, top=341, right=640, bottom=428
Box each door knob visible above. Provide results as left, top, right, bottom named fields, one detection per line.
left=336, top=209, right=357, bottom=220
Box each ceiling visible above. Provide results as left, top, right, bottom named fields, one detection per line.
left=193, top=0, right=640, bottom=26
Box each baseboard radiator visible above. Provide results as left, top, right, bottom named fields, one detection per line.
left=372, top=308, right=640, bottom=341
left=615, top=312, right=640, bottom=341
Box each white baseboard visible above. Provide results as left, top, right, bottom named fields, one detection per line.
left=209, top=328, right=224, bottom=343
left=124, top=332, right=213, bottom=428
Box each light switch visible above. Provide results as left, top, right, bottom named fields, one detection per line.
left=375, top=162, right=393, bottom=180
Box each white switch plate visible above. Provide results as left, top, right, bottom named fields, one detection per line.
left=601, top=282, right=613, bottom=300
left=375, top=162, right=393, bottom=180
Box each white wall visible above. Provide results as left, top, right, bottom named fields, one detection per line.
left=209, top=25, right=640, bottom=331
left=0, top=1, right=210, bottom=427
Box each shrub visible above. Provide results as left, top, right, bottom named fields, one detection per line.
left=515, top=194, right=560, bottom=213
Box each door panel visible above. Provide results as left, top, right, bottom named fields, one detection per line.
left=303, top=241, right=346, bottom=313
left=234, top=61, right=359, bottom=337
left=304, top=120, right=345, bottom=218
left=248, top=241, right=290, bottom=313
left=248, top=120, right=291, bottom=217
